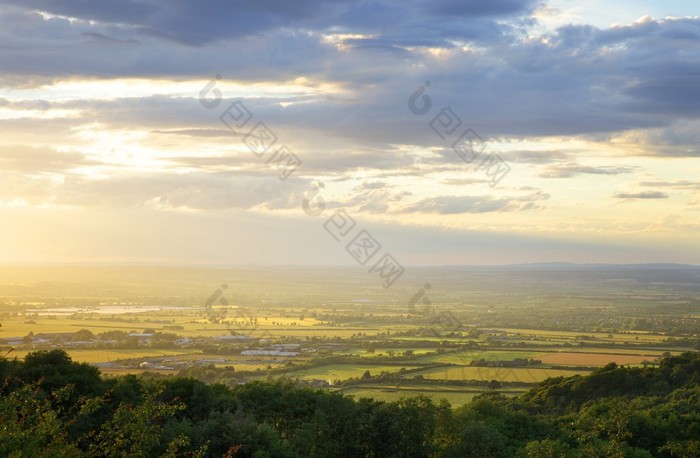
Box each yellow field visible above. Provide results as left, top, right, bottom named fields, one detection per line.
left=418, top=350, right=542, bottom=365
left=341, top=387, right=479, bottom=407
left=8, top=348, right=192, bottom=363
left=534, top=347, right=673, bottom=356
left=538, top=352, right=653, bottom=366
left=256, top=327, right=384, bottom=338
left=491, top=328, right=668, bottom=344
left=414, top=366, right=590, bottom=383
left=1, top=318, right=136, bottom=336
left=0, top=314, right=388, bottom=339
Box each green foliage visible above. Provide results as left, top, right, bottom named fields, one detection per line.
left=0, top=349, right=699, bottom=457
left=13, top=349, right=104, bottom=402
left=524, top=438, right=571, bottom=458
left=89, top=392, right=185, bottom=457
left=518, top=353, right=700, bottom=415
left=0, top=384, right=82, bottom=457
left=446, top=422, right=508, bottom=458
left=73, top=329, right=96, bottom=342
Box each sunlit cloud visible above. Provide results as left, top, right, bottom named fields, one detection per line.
left=0, top=0, right=698, bottom=265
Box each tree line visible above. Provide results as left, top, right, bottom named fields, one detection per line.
left=1, top=350, right=699, bottom=457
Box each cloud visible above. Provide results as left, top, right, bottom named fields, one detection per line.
left=440, top=177, right=490, bottom=186
left=540, top=163, right=635, bottom=178
left=0, top=0, right=531, bottom=47
left=0, top=145, right=98, bottom=173
left=0, top=1, right=699, bottom=266
left=640, top=180, right=700, bottom=191
left=505, top=150, right=570, bottom=164
left=10, top=0, right=156, bottom=24
left=152, top=128, right=234, bottom=138
left=82, top=32, right=140, bottom=45
left=427, top=0, right=540, bottom=17
left=320, top=180, right=413, bottom=214
left=0, top=168, right=313, bottom=211
left=1, top=6, right=699, bottom=144
left=613, top=191, right=669, bottom=200
left=400, top=191, right=549, bottom=214
left=1, top=0, right=344, bottom=45
left=610, top=120, right=700, bottom=158
left=167, top=148, right=418, bottom=176
left=355, top=181, right=387, bottom=191
left=624, top=74, right=700, bottom=117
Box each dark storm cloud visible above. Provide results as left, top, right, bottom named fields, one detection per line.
left=427, top=0, right=539, bottom=17
left=624, top=75, right=700, bottom=117
left=0, top=0, right=339, bottom=45
left=0, top=0, right=528, bottom=46
left=1, top=3, right=700, bottom=149
left=82, top=32, right=140, bottom=45
left=422, top=17, right=700, bottom=138
left=6, top=0, right=155, bottom=23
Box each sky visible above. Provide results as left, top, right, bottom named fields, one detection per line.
left=0, top=0, right=698, bottom=267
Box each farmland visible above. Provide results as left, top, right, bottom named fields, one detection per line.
left=1, top=265, right=699, bottom=405
left=537, top=351, right=653, bottom=366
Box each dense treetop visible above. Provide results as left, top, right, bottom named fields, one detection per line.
left=1, top=350, right=699, bottom=457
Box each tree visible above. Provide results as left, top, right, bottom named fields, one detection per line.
left=0, top=384, right=83, bottom=457
left=90, top=392, right=187, bottom=457
left=72, top=329, right=95, bottom=342
left=487, top=380, right=502, bottom=390
left=18, top=350, right=103, bottom=403
left=447, top=422, right=508, bottom=458
left=525, top=439, right=570, bottom=458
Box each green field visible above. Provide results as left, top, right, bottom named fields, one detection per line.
left=340, top=384, right=526, bottom=407
left=9, top=348, right=193, bottom=363
left=492, top=328, right=669, bottom=344
left=284, top=364, right=421, bottom=382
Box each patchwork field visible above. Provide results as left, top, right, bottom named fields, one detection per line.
left=2, top=265, right=698, bottom=405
